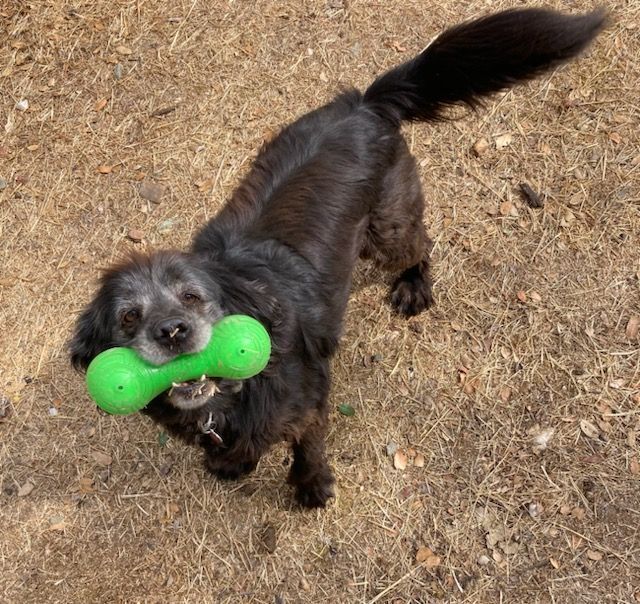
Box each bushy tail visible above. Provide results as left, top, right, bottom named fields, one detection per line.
left=363, top=7, right=608, bottom=124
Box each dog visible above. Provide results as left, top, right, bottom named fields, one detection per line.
left=70, top=8, right=606, bottom=507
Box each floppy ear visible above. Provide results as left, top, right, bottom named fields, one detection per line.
left=68, top=294, right=114, bottom=372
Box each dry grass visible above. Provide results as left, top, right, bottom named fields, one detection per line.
left=1, top=0, right=639, bottom=602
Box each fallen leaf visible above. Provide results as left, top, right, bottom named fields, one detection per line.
left=91, top=451, right=112, bottom=466
left=18, top=481, right=34, bottom=497
left=79, top=476, right=94, bottom=493
left=494, top=133, right=513, bottom=149
left=626, top=316, right=639, bottom=340
left=550, top=557, right=560, bottom=569
left=338, top=403, right=355, bottom=417
left=499, top=201, right=518, bottom=217
left=259, top=523, right=277, bottom=553
left=96, top=164, right=113, bottom=174
left=517, top=290, right=527, bottom=303
left=472, top=138, right=490, bottom=157
left=393, top=450, right=408, bottom=470
left=609, top=378, right=625, bottom=389
left=127, top=229, right=144, bottom=243
left=416, top=546, right=441, bottom=568
left=630, top=459, right=640, bottom=476
left=529, top=291, right=542, bottom=303
left=94, top=98, right=108, bottom=111
left=26, top=144, right=39, bottom=151
left=560, top=210, right=575, bottom=228
left=390, top=40, right=407, bottom=53
left=116, top=44, right=132, bottom=55
left=579, top=419, right=599, bottom=439
left=158, top=431, right=169, bottom=447
left=195, top=178, right=214, bottom=193
left=463, top=378, right=476, bottom=395
left=586, top=549, right=603, bottom=561
left=572, top=507, right=586, bottom=521
left=608, top=132, right=622, bottom=144
left=414, top=453, right=425, bottom=468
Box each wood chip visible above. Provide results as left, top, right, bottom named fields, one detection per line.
left=116, top=45, right=132, bottom=55
left=413, top=453, right=425, bottom=468
left=94, top=98, right=108, bottom=111
left=96, top=164, right=113, bottom=174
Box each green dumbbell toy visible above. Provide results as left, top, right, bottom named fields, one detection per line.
left=86, top=315, right=271, bottom=415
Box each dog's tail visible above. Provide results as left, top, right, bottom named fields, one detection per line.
left=363, top=7, right=608, bottom=125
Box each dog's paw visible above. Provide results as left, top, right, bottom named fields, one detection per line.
left=294, top=476, right=336, bottom=509
left=390, top=274, right=434, bottom=316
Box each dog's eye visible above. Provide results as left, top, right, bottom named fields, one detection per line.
left=181, top=292, right=201, bottom=304
left=121, top=308, right=141, bottom=325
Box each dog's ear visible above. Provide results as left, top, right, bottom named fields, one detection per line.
left=68, top=294, right=114, bottom=372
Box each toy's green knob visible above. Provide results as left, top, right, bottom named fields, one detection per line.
left=85, top=315, right=271, bottom=415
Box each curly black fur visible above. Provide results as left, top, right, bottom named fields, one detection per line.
left=70, top=8, right=605, bottom=508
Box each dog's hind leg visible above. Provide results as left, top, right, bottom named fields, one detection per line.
left=361, top=139, right=434, bottom=316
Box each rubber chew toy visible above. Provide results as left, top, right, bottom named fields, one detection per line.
left=86, top=315, right=271, bottom=415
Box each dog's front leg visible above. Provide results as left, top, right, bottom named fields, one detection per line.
left=288, top=414, right=335, bottom=508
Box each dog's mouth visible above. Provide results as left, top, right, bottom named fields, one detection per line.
left=167, top=375, right=219, bottom=410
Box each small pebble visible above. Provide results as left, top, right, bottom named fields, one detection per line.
left=15, top=99, right=29, bottom=111
left=157, top=219, right=176, bottom=234
left=48, top=407, right=59, bottom=417
left=0, top=178, right=7, bottom=191
left=139, top=180, right=165, bottom=204
left=528, top=502, right=544, bottom=518
left=477, top=554, right=491, bottom=566
left=114, top=63, right=123, bottom=80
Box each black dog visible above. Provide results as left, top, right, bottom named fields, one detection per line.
left=70, top=8, right=606, bottom=507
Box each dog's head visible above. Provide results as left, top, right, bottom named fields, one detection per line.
left=70, top=251, right=227, bottom=410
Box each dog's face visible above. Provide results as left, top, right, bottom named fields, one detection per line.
left=70, top=251, right=226, bottom=410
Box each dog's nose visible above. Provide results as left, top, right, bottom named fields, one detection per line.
left=154, top=318, right=190, bottom=345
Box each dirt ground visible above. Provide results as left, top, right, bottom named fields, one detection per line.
left=1, top=0, right=639, bottom=602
